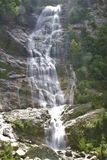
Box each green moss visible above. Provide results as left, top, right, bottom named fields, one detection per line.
left=67, top=112, right=107, bottom=158
left=73, top=104, right=93, bottom=117
left=64, top=103, right=93, bottom=122
left=0, top=143, right=20, bottom=160
left=26, top=145, right=59, bottom=160
left=13, top=119, right=44, bottom=144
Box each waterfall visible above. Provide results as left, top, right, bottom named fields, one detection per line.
left=27, top=5, right=66, bottom=150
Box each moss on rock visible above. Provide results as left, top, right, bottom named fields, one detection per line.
left=13, top=119, right=45, bottom=144
left=26, top=144, right=59, bottom=160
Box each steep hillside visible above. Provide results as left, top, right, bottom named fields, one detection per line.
left=62, top=0, right=107, bottom=159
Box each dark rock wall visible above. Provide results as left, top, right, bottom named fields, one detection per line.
left=0, top=0, right=74, bottom=111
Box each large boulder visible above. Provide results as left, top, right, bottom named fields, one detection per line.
left=63, top=108, right=104, bottom=149
left=4, top=108, right=50, bottom=144
left=62, top=103, right=93, bottom=123
left=26, top=144, right=59, bottom=160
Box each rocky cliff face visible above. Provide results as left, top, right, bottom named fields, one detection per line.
left=0, top=28, right=33, bottom=111
left=0, top=0, right=73, bottom=111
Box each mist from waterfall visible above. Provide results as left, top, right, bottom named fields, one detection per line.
left=27, top=5, right=66, bottom=150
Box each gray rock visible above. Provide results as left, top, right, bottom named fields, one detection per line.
left=9, top=73, right=26, bottom=79
left=34, top=158, right=41, bottom=160
left=74, top=153, right=81, bottom=158
left=63, top=108, right=104, bottom=149
left=4, top=108, right=50, bottom=123
left=26, top=144, right=59, bottom=160
left=90, top=156, right=97, bottom=160
left=0, top=28, right=28, bottom=57
left=65, top=150, right=72, bottom=157
left=11, top=142, right=19, bottom=150
left=9, top=28, right=28, bottom=45
left=0, top=78, right=33, bottom=111
left=79, top=152, right=86, bottom=158
left=3, top=127, right=11, bottom=137
left=87, top=154, right=92, bottom=159
left=16, top=148, right=26, bottom=157
left=3, top=108, right=50, bottom=144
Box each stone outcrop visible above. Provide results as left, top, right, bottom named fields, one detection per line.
left=0, top=28, right=28, bottom=57
left=4, top=108, right=50, bottom=144
left=0, top=108, right=50, bottom=146
left=26, top=144, right=59, bottom=160
left=62, top=108, right=104, bottom=151
left=0, top=27, right=33, bottom=111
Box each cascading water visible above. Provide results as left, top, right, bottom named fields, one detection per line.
left=27, top=5, right=66, bottom=150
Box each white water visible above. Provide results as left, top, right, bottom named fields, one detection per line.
left=0, top=114, right=16, bottom=143
left=27, top=5, right=66, bottom=150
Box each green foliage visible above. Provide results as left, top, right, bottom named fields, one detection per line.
left=70, top=24, right=107, bottom=107
left=81, top=25, right=107, bottom=81
left=0, top=0, right=20, bottom=15
left=67, top=123, right=85, bottom=150
left=0, top=0, right=20, bottom=24
left=0, top=143, right=14, bottom=160
left=69, top=0, right=107, bottom=108
left=69, top=7, right=88, bottom=24
left=0, top=0, right=37, bottom=23
left=0, top=143, right=19, bottom=160
left=79, top=137, right=87, bottom=151
left=68, top=112, right=107, bottom=158
left=72, top=104, right=93, bottom=118
left=95, top=25, right=107, bottom=57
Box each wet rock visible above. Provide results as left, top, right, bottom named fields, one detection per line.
left=63, top=109, right=104, bottom=149
left=0, top=104, right=3, bottom=111
left=26, top=144, right=59, bottom=160
left=34, top=158, right=41, bottom=160
left=10, top=28, right=28, bottom=44
left=79, top=151, right=86, bottom=158
left=15, top=143, right=29, bottom=158
left=8, top=73, right=26, bottom=79
left=87, top=154, right=92, bottom=159
left=11, top=142, right=19, bottom=150
left=90, top=156, right=97, bottom=160
left=0, top=114, right=16, bottom=142
left=24, top=157, right=30, bottom=160
left=3, top=127, right=12, bottom=138
left=90, top=151, right=98, bottom=155
left=65, top=150, right=72, bottom=157
left=66, top=147, right=71, bottom=150
left=16, top=148, right=26, bottom=157
left=63, top=157, right=73, bottom=160
left=57, top=150, right=63, bottom=155
left=4, top=108, right=50, bottom=144
left=73, top=152, right=81, bottom=158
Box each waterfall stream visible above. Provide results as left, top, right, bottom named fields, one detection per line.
left=27, top=5, right=66, bottom=150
